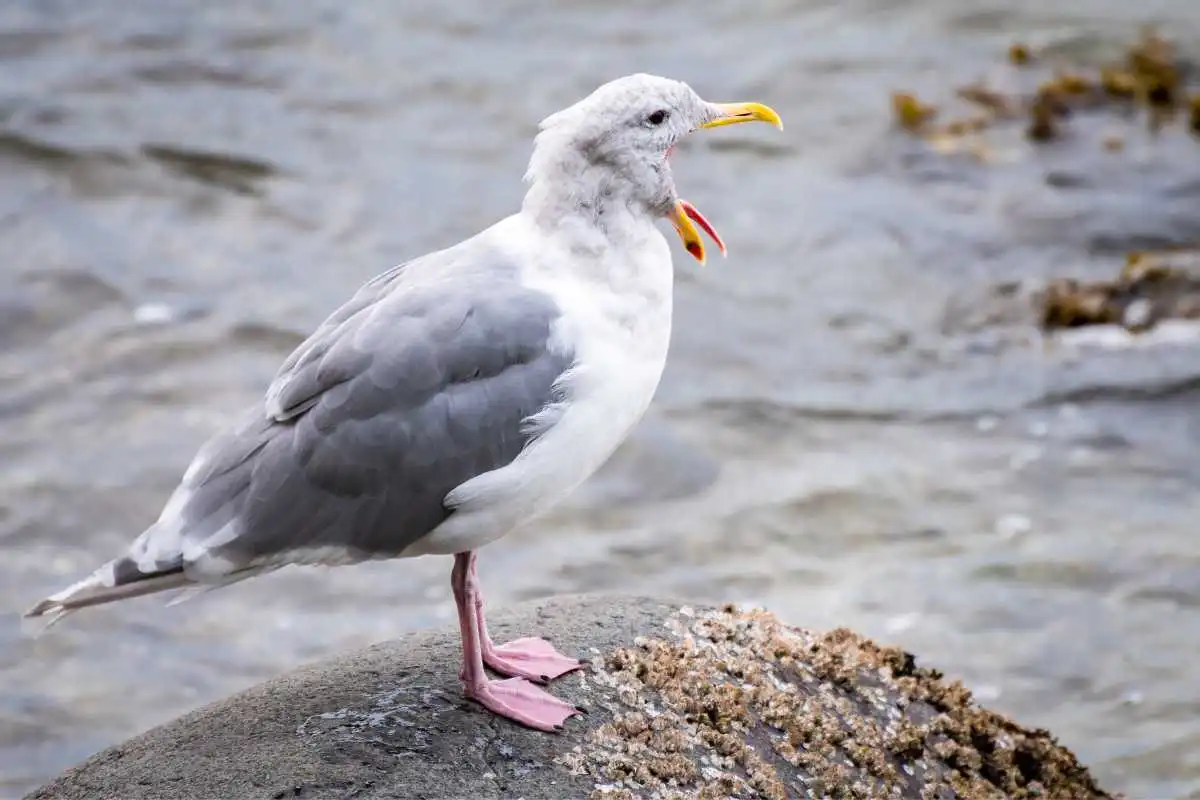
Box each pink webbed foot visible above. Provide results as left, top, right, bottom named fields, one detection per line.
left=483, top=637, right=585, bottom=683
left=466, top=676, right=584, bottom=731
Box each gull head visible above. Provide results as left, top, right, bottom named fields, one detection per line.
left=524, top=73, right=783, bottom=264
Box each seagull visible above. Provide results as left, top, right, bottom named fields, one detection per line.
left=26, top=74, right=782, bottom=731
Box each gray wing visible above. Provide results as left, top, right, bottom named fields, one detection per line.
left=128, top=250, right=574, bottom=577
left=264, top=261, right=410, bottom=421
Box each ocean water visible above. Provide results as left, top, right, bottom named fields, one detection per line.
left=2, top=0, right=1200, bottom=796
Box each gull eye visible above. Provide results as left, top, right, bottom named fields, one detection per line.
left=646, top=109, right=669, bottom=126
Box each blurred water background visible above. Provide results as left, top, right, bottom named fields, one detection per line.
left=3, top=0, right=1200, bottom=797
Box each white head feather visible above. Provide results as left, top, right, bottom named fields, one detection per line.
left=522, top=74, right=718, bottom=223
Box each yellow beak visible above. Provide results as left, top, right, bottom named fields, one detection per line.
left=669, top=201, right=707, bottom=265
left=669, top=199, right=728, bottom=266
left=669, top=100, right=782, bottom=264
left=699, top=101, right=784, bottom=131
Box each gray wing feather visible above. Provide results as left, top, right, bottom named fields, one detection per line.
left=145, top=249, right=573, bottom=574
left=265, top=261, right=410, bottom=421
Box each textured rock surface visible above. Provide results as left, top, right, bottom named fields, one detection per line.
left=28, top=595, right=1117, bottom=800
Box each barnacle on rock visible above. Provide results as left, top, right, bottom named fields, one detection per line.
left=576, top=606, right=1112, bottom=799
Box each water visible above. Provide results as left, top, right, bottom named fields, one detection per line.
left=3, top=1, right=1200, bottom=797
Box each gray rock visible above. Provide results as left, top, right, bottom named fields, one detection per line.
left=27, top=595, right=1117, bottom=800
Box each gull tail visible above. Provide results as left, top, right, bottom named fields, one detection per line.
left=24, top=557, right=192, bottom=629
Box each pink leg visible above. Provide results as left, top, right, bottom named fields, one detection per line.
left=468, top=555, right=584, bottom=684
left=451, top=552, right=582, bottom=731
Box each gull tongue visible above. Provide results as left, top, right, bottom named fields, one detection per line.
left=678, top=199, right=727, bottom=257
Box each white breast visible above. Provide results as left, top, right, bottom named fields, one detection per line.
left=407, top=213, right=675, bottom=557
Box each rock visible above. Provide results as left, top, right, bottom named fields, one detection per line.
left=27, top=595, right=1116, bottom=800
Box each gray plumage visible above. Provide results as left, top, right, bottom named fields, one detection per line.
left=27, top=73, right=780, bottom=630
left=28, top=242, right=574, bottom=615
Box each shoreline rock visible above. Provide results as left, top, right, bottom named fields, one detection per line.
left=27, top=595, right=1117, bottom=800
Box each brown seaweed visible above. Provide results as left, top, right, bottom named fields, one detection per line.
left=891, top=29, right=1199, bottom=146
left=1039, top=248, right=1200, bottom=333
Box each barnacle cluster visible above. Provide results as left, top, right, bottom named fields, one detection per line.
left=561, top=605, right=1112, bottom=799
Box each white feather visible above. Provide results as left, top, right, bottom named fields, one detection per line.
left=410, top=206, right=674, bottom=557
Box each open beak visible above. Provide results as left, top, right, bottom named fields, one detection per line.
left=669, top=100, right=783, bottom=263
left=699, top=101, right=784, bottom=131
left=669, top=200, right=725, bottom=265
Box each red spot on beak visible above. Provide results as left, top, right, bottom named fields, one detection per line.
left=678, top=199, right=726, bottom=256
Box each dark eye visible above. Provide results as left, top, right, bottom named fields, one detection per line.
left=646, top=109, right=669, bottom=126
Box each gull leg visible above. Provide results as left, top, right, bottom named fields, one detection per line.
left=468, top=554, right=584, bottom=684
left=452, top=551, right=582, bottom=731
